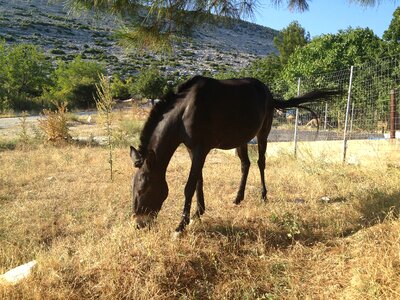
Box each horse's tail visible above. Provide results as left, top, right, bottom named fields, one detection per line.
left=273, top=89, right=342, bottom=109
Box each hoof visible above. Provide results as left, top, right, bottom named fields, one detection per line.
left=172, top=230, right=185, bottom=240
left=261, top=190, right=267, bottom=201
left=189, top=217, right=201, bottom=227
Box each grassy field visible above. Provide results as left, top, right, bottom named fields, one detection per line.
left=1, top=111, right=400, bottom=299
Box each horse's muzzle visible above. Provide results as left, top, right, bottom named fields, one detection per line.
left=133, top=214, right=154, bottom=229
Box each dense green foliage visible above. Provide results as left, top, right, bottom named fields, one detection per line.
left=274, top=21, right=310, bottom=66
left=283, top=28, right=383, bottom=80
left=239, top=26, right=389, bottom=98
left=0, top=44, right=108, bottom=111
left=383, top=7, right=400, bottom=55
left=48, top=56, right=105, bottom=108
left=130, top=67, right=169, bottom=100
left=0, top=42, right=52, bottom=111
left=110, top=75, right=131, bottom=100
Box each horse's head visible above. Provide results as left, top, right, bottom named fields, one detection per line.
left=130, top=146, right=168, bottom=229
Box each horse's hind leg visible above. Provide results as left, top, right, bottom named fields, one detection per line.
left=256, top=136, right=268, bottom=201
left=192, top=172, right=205, bottom=220
left=257, top=111, right=273, bottom=202
left=233, top=144, right=250, bottom=205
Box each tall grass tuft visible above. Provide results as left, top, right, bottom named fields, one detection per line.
left=96, top=74, right=115, bottom=181
left=38, top=102, right=71, bottom=142
left=17, top=111, right=30, bottom=148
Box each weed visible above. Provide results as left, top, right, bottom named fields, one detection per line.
left=38, top=102, right=71, bottom=142
left=96, top=74, right=115, bottom=181
left=17, top=112, right=30, bottom=147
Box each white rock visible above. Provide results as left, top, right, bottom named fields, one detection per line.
left=321, top=196, right=331, bottom=203
left=0, top=260, right=37, bottom=285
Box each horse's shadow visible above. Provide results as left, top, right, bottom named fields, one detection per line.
left=193, top=190, right=400, bottom=250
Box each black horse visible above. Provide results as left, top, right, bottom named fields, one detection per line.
left=130, top=76, right=339, bottom=232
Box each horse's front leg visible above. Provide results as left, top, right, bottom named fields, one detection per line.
left=176, top=147, right=208, bottom=233
left=187, top=148, right=205, bottom=221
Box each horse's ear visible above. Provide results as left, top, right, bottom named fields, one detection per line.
left=130, top=146, right=143, bottom=168
left=146, top=150, right=156, bottom=170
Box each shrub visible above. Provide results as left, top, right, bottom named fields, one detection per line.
left=131, top=66, right=168, bottom=100
left=38, top=102, right=71, bottom=142
left=110, top=75, right=130, bottom=100
left=48, top=56, right=105, bottom=108
left=50, top=49, right=66, bottom=55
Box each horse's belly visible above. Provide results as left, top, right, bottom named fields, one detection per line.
left=211, top=123, right=260, bottom=149
left=182, top=96, right=266, bottom=149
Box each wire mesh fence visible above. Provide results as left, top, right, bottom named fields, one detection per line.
left=267, top=54, right=400, bottom=162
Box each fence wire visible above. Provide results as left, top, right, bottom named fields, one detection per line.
left=268, top=55, right=400, bottom=145
left=265, top=55, right=400, bottom=163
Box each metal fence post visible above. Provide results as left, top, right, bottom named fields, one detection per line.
left=343, top=66, right=354, bottom=163
left=294, top=78, right=301, bottom=156
left=350, top=103, right=355, bottom=133
left=390, top=89, right=397, bottom=139
left=324, top=102, right=328, bottom=130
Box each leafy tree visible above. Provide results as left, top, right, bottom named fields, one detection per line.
left=383, top=7, right=400, bottom=54
left=49, top=56, right=105, bottom=108
left=110, top=75, right=131, bottom=100
left=274, top=21, right=310, bottom=65
left=277, top=27, right=386, bottom=123
left=0, top=42, right=7, bottom=111
left=0, top=43, right=52, bottom=111
left=242, top=21, right=309, bottom=94
left=131, top=67, right=168, bottom=101
left=246, top=54, right=281, bottom=82
left=283, top=28, right=384, bottom=81
left=64, top=0, right=385, bottom=50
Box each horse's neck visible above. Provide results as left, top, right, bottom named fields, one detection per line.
left=151, top=112, right=182, bottom=173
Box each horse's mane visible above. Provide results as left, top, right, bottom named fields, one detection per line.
left=137, top=76, right=203, bottom=159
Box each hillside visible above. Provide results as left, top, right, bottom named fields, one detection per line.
left=0, top=0, right=278, bottom=76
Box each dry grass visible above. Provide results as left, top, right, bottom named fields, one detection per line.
left=1, top=141, right=400, bottom=299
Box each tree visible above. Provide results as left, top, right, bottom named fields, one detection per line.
left=274, top=21, right=310, bottom=65
left=283, top=28, right=384, bottom=81
left=241, top=21, right=308, bottom=94
left=246, top=54, right=281, bottom=83
left=131, top=67, right=168, bottom=102
left=0, top=43, right=52, bottom=111
left=383, top=7, right=400, bottom=54
left=64, top=0, right=386, bottom=50
left=0, top=42, right=7, bottom=111
left=110, top=75, right=131, bottom=100
left=49, top=56, right=105, bottom=108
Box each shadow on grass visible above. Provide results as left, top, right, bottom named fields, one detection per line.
left=357, top=190, right=400, bottom=226
left=198, top=222, right=298, bottom=250
left=195, top=190, right=400, bottom=250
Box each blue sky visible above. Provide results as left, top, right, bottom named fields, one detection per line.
left=252, top=0, right=399, bottom=38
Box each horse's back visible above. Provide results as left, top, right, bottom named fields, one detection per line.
left=181, top=77, right=272, bottom=150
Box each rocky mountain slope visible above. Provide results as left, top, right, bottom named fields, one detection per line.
left=0, top=0, right=278, bottom=76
